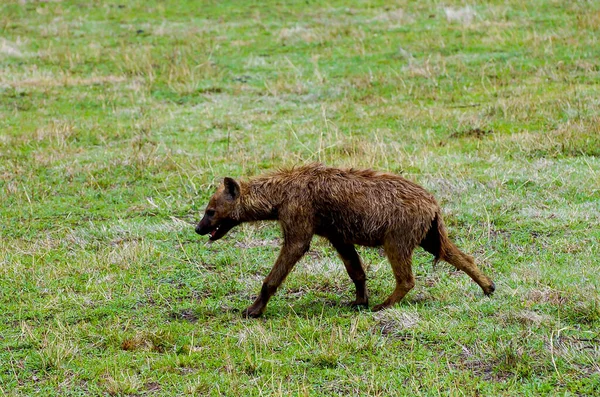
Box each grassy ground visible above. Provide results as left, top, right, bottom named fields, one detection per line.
left=1, top=0, right=599, bottom=395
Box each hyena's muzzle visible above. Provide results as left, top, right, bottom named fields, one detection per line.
left=195, top=212, right=238, bottom=241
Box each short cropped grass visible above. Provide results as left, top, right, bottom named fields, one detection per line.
left=1, top=0, right=599, bottom=395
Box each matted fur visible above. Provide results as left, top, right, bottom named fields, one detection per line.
left=196, top=164, right=495, bottom=317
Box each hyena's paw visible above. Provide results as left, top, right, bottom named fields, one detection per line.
left=242, top=306, right=264, bottom=318
left=349, top=299, right=369, bottom=308
left=483, top=280, right=496, bottom=296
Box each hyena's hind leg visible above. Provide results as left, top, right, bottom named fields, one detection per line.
left=328, top=238, right=368, bottom=307
left=372, top=237, right=415, bottom=312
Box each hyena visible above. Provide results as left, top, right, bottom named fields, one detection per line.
left=196, top=164, right=495, bottom=318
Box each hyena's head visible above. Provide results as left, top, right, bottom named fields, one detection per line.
left=195, top=177, right=241, bottom=241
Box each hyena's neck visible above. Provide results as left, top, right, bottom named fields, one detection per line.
left=236, top=180, right=279, bottom=222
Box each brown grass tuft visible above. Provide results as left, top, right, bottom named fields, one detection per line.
left=526, top=288, right=568, bottom=306
left=374, top=309, right=420, bottom=336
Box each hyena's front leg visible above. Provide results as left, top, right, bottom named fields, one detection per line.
left=243, top=237, right=311, bottom=318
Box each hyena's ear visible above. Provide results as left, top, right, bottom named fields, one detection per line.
left=223, top=177, right=240, bottom=200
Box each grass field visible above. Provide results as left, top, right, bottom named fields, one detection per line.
left=1, top=0, right=599, bottom=395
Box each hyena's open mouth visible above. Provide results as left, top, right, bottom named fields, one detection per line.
left=206, top=220, right=238, bottom=241
left=209, top=225, right=220, bottom=239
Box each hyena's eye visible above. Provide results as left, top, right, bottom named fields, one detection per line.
left=205, top=209, right=215, bottom=217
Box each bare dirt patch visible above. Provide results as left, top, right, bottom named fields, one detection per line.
left=168, top=308, right=199, bottom=323
left=450, top=128, right=493, bottom=139
left=455, top=358, right=512, bottom=382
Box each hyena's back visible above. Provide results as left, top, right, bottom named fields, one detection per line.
left=262, top=165, right=440, bottom=247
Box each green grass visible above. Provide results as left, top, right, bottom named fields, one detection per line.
left=1, top=0, right=599, bottom=395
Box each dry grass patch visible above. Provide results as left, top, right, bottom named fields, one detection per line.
left=2, top=74, right=127, bottom=89
left=373, top=308, right=420, bottom=337
left=502, top=310, right=554, bottom=326
left=508, top=119, right=600, bottom=158
left=278, top=26, right=318, bottom=44
left=519, top=201, right=600, bottom=222
left=101, top=370, right=144, bottom=396
left=234, top=237, right=281, bottom=249
left=526, top=288, right=569, bottom=306
left=236, top=323, right=277, bottom=348
left=369, top=8, right=412, bottom=25
left=444, top=6, right=477, bottom=25
left=0, top=38, right=25, bottom=57
left=120, top=331, right=175, bottom=353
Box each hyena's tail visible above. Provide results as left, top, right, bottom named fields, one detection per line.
left=420, top=212, right=495, bottom=296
